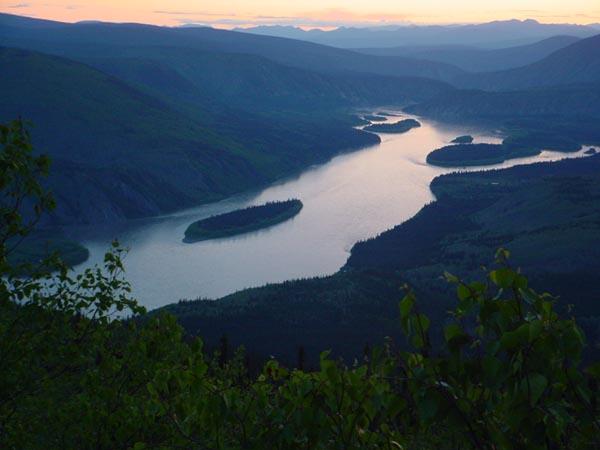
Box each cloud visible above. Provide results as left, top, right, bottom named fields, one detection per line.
left=154, top=10, right=237, bottom=17
left=7, top=3, right=30, bottom=7
left=171, top=8, right=419, bottom=29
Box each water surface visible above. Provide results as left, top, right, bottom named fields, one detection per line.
left=69, top=115, right=590, bottom=309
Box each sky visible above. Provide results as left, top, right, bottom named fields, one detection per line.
left=2, top=0, right=600, bottom=28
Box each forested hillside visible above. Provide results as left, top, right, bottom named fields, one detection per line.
left=0, top=46, right=388, bottom=223
left=455, top=34, right=600, bottom=90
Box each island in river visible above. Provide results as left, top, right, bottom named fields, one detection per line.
left=451, top=135, right=474, bottom=144
left=364, top=119, right=421, bottom=134
left=427, top=138, right=583, bottom=167
left=184, top=199, right=303, bottom=243
left=426, top=143, right=508, bottom=167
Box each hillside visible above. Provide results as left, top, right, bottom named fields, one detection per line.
left=81, top=47, right=454, bottom=115
left=160, top=155, right=600, bottom=363
left=0, top=47, right=379, bottom=224
left=407, top=83, right=600, bottom=120
left=456, top=34, right=600, bottom=90
left=354, top=35, right=580, bottom=72
left=240, top=20, right=597, bottom=48
left=0, top=13, right=464, bottom=83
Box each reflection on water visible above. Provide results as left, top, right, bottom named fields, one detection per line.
left=68, top=115, right=590, bottom=309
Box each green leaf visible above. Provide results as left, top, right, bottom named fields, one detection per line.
left=418, top=395, right=438, bottom=422
left=490, top=268, right=516, bottom=288
left=586, top=362, right=600, bottom=379
left=415, top=314, right=430, bottom=333
left=457, top=284, right=471, bottom=301
left=483, top=356, right=502, bottom=384
left=444, top=271, right=459, bottom=284
left=444, top=323, right=463, bottom=342
left=528, top=320, right=543, bottom=342
left=529, top=373, right=548, bottom=405
left=500, top=324, right=529, bottom=351
left=399, top=294, right=415, bottom=319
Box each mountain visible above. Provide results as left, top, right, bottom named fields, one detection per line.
left=0, top=13, right=464, bottom=83
left=80, top=47, right=453, bottom=115
left=0, top=47, right=381, bottom=224
left=456, top=34, right=600, bottom=90
left=233, top=25, right=325, bottom=41
left=353, top=35, right=581, bottom=72
left=239, top=20, right=597, bottom=49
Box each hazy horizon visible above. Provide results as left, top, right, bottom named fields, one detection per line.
left=2, top=1, right=600, bottom=29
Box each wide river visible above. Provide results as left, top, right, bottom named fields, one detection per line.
left=69, top=114, right=590, bottom=310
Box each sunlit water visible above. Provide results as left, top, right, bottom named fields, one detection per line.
left=67, top=114, right=592, bottom=310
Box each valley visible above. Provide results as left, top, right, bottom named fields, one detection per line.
left=65, top=115, right=591, bottom=311
left=2, top=8, right=600, bottom=447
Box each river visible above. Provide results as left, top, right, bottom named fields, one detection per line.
left=68, top=114, right=591, bottom=310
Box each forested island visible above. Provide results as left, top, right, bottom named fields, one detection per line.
left=451, top=135, right=473, bottom=144
left=364, top=118, right=421, bottom=133
left=427, top=134, right=583, bottom=167
left=426, top=143, right=508, bottom=166
left=184, top=199, right=303, bottom=242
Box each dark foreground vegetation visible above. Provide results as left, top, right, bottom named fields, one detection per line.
left=364, top=118, right=421, bottom=133
left=2, top=120, right=599, bottom=449
left=184, top=199, right=303, bottom=242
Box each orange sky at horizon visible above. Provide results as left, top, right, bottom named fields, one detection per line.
left=1, top=0, right=600, bottom=28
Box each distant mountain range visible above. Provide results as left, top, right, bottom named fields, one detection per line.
left=455, top=34, right=600, bottom=89
left=353, top=35, right=581, bottom=72
left=237, top=19, right=598, bottom=49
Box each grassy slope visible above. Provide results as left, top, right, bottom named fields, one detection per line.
left=160, top=155, right=600, bottom=364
